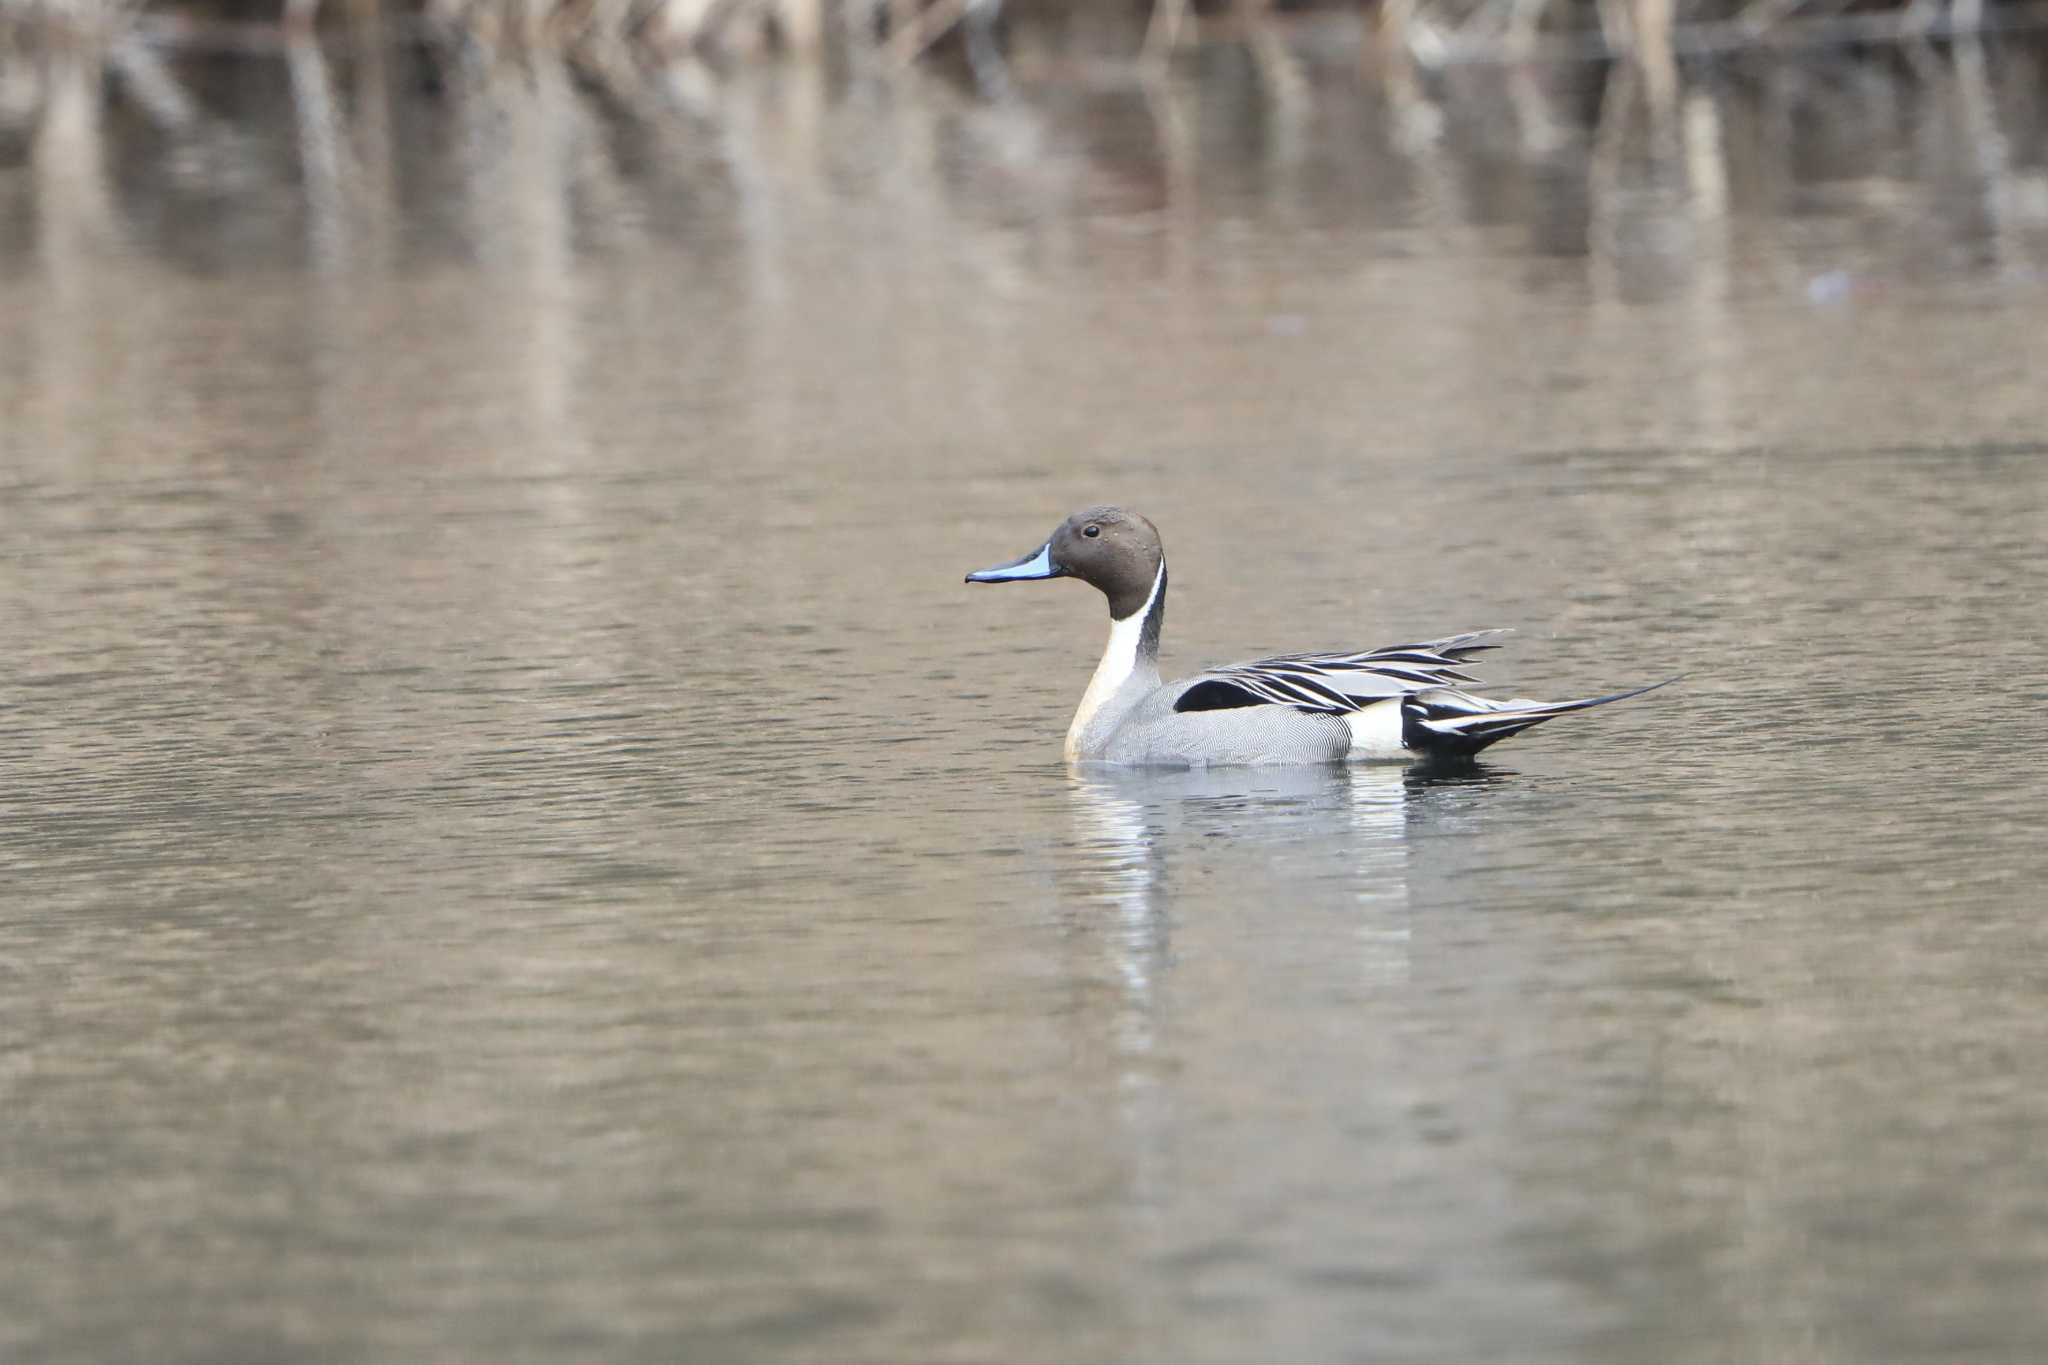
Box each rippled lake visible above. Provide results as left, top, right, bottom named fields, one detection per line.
left=4, top=28, right=2048, bottom=1364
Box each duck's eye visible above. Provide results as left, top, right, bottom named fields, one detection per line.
left=1083, top=524, right=1101, bottom=538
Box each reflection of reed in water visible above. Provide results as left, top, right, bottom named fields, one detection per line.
left=5, top=5, right=2046, bottom=493
left=2, top=0, right=2036, bottom=78
left=5, top=13, right=2040, bottom=295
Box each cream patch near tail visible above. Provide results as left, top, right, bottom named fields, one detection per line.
left=1342, top=697, right=1410, bottom=762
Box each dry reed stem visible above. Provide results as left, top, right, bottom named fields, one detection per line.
left=1142, top=0, right=1188, bottom=62
left=887, top=0, right=966, bottom=63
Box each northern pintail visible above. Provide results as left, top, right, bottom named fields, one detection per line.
left=966, top=506, right=1673, bottom=766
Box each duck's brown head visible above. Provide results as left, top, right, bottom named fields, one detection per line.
left=965, top=506, right=1164, bottom=621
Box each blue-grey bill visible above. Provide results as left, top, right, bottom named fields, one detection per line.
left=966, top=542, right=1062, bottom=583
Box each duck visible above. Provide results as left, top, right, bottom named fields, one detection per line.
left=965, top=505, right=1673, bottom=766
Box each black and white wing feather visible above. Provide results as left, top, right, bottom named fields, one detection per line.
left=1173, top=630, right=1511, bottom=715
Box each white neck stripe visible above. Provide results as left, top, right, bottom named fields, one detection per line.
left=1067, top=560, right=1165, bottom=759
left=1116, top=560, right=1166, bottom=627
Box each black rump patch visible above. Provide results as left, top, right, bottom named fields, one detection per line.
left=1173, top=679, right=1266, bottom=713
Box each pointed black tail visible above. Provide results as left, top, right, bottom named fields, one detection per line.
left=1402, top=676, right=1681, bottom=759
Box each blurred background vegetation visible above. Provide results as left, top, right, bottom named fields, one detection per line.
left=5, top=0, right=2044, bottom=422
left=5, top=0, right=2044, bottom=78
left=6, top=0, right=2044, bottom=244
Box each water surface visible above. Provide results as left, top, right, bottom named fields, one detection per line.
left=3, top=34, right=2048, bottom=1364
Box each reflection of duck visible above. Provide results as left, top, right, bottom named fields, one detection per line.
left=1056, top=761, right=1522, bottom=1220
left=1071, top=762, right=1414, bottom=842
left=1065, top=763, right=1423, bottom=987
left=968, top=506, right=1674, bottom=766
